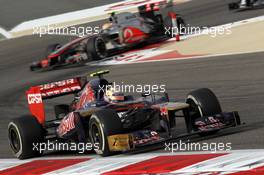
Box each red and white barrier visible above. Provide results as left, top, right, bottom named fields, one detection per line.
left=1, top=150, right=264, bottom=174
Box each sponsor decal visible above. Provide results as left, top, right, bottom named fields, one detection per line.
left=41, top=86, right=81, bottom=97
left=39, top=79, right=76, bottom=90
left=108, top=134, right=134, bottom=151
left=57, top=112, right=76, bottom=137
left=123, top=28, right=133, bottom=42
left=27, top=93, right=42, bottom=104
left=39, top=78, right=81, bottom=98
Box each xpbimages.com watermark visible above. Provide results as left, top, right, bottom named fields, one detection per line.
left=33, top=25, right=100, bottom=37
left=164, top=140, right=232, bottom=153
left=99, top=82, right=166, bottom=95
left=165, top=24, right=232, bottom=38
left=32, top=140, right=99, bottom=154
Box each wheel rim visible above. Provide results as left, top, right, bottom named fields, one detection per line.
left=91, top=123, right=103, bottom=150
left=186, top=98, right=202, bottom=117
left=95, top=38, right=107, bottom=58
left=9, top=127, right=21, bottom=153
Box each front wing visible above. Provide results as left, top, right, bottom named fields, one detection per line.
left=106, top=111, right=241, bottom=152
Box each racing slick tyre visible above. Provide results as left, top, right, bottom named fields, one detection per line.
left=86, top=36, right=108, bottom=60
left=186, top=88, right=222, bottom=136
left=54, top=104, right=70, bottom=119
left=89, top=109, right=123, bottom=156
left=45, top=43, right=61, bottom=57
left=8, top=115, right=44, bottom=159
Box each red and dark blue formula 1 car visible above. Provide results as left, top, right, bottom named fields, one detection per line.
left=8, top=70, right=241, bottom=159
left=30, top=1, right=185, bottom=71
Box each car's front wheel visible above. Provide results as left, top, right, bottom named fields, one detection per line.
left=89, top=109, right=123, bottom=156
left=186, top=88, right=222, bottom=136
left=86, top=36, right=108, bottom=61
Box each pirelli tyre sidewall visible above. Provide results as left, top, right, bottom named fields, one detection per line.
left=89, top=109, right=123, bottom=156
left=86, top=36, right=107, bottom=61
left=8, top=115, right=44, bottom=159
left=186, top=88, right=222, bottom=136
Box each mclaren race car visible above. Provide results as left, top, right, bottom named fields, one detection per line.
left=228, top=0, right=264, bottom=10
left=30, top=1, right=185, bottom=71
left=8, top=70, right=241, bottom=159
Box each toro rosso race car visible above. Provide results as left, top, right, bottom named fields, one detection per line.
left=8, top=70, right=241, bottom=159
left=229, top=0, right=264, bottom=10
left=30, top=1, right=185, bottom=71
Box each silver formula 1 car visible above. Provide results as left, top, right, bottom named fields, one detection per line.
left=30, top=1, right=185, bottom=71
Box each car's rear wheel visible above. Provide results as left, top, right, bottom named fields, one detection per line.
left=89, top=109, right=123, bottom=156
left=8, top=115, right=44, bottom=159
left=86, top=36, right=108, bottom=60
left=186, top=88, right=222, bottom=136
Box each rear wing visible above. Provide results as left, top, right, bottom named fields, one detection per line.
left=26, top=77, right=86, bottom=124
left=138, top=0, right=172, bottom=13
left=138, top=0, right=176, bottom=24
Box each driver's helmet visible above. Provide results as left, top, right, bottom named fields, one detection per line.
left=109, top=12, right=117, bottom=23
left=104, top=87, right=125, bottom=103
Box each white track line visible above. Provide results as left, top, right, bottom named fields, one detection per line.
left=0, top=27, right=11, bottom=39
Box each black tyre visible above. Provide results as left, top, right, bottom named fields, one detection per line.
left=186, top=88, right=222, bottom=136
left=8, top=115, right=44, bottom=159
left=45, top=43, right=61, bottom=57
left=86, top=36, right=107, bottom=60
left=89, top=109, right=123, bottom=156
left=54, top=104, right=70, bottom=119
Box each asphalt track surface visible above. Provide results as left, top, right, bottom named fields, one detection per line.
left=0, top=0, right=264, bottom=158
